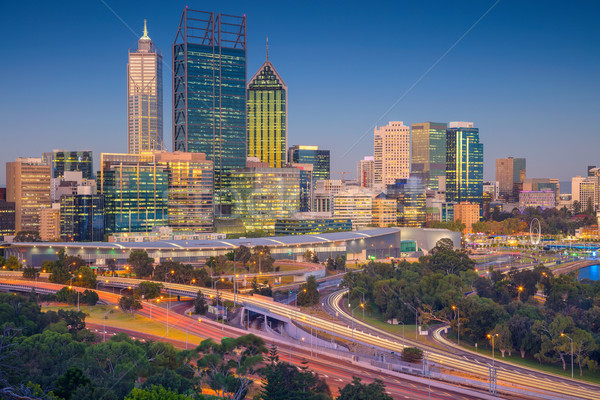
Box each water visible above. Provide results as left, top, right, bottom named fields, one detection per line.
left=578, top=264, right=599, bottom=281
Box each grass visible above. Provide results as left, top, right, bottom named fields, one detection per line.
left=42, top=304, right=207, bottom=345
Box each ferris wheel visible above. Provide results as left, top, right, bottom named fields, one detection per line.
left=530, top=218, right=541, bottom=245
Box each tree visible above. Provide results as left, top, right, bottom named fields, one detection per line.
left=5, top=255, right=21, bottom=270
left=337, top=377, right=392, bottom=400
left=63, top=255, right=87, bottom=274
left=326, top=257, right=335, bottom=270
left=311, top=252, right=319, bottom=264
left=571, top=329, right=598, bottom=376
left=56, top=286, right=78, bottom=304
left=236, top=245, right=252, bottom=264
left=54, top=366, right=92, bottom=400
left=302, top=250, right=313, bottom=263
left=194, top=290, right=208, bottom=315
left=49, top=262, right=71, bottom=285
left=119, top=296, right=143, bottom=319
left=127, top=250, right=154, bottom=278
left=491, top=322, right=513, bottom=357
left=191, top=334, right=267, bottom=400
left=335, top=255, right=346, bottom=270
left=13, top=231, right=41, bottom=242
left=296, top=276, right=319, bottom=307
left=401, top=347, right=423, bottom=363
left=135, top=281, right=163, bottom=300
left=125, top=385, right=193, bottom=400
left=81, top=290, right=99, bottom=310
left=73, top=265, right=97, bottom=288
left=58, top=309, right=87, bottom=333
left=22, top=266, right=39, bottom=279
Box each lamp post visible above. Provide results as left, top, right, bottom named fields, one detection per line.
left=487, top=333, right=499, bottom=367
left=103, top=306, right=118, bottom=341
left=561, top=333, right=574, bottom=379
left=451, top=305, right=460, bottom=346
left=517, top=286, right=524, bottom=302
left=350, top=302, right=364, bottom=342
left=404, top=302, right=419, bottom=340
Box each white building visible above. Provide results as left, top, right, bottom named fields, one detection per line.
left=357, top=156, right=375, bottom=189
left=374, top=121, right=410, bottom=189
left=333, top=188, right=374, bottom=230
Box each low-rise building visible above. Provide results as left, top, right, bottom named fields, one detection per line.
left=519, top=191, right=556, bottom=210
left=453, top=201, right=480, bottom=234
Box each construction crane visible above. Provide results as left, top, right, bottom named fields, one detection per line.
left=331, top=171, right=352, bottom=182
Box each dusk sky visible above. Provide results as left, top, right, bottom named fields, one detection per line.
left=1, top=0, right=598, bottom=188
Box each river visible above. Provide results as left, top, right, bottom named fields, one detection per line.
left=578, top=264, right=599, bottom=281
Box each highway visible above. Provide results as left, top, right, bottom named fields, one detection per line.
left=2, top=275, right=599, bottom=399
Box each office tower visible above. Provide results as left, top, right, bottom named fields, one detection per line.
left=291, top=163, right=313, bottom=212
left=288, top=145, right=330, bottom=183
left=247, top=42, right=287, bottom=167
left=571, top=176, right=596, bottom=210
left=173, top=10, right=246, bottom=214
left=372, top=193, right=397, bottom=227
left=357, top=156, right=375, bottom=189
left=411, top=122, right=447, bottom=190
left=374, top=121, right=410, bottom=189
left=495, top=157, right=526, bottom=198
left=6, top=158, right=51, bottom=232
left=483, top=181, right=499, bottom=201
left=0, top=200, right=15, bottom=237
left=50, top=171, right=97, bottom=202
left=42, top=150, right=93, bottom=180
left=445, top=122, right=483, bottom=205
left=155, top=151, right=214, bottom=232
left=230, top=166, right=300, bottom=233
left=128, top=20, right=163, bottom=154
left=333, top=188, right=374, bottom=230
left=100, top=153, right=168, bottom=234
left=0, top=188, right=5, bottom=201
left=453, top=202, right=480, bottom=234
left=387, top=177, right=427, bottom=227
left=60, top=193, right=104, bottom=242
left=39, top=205, right=60, bottom=241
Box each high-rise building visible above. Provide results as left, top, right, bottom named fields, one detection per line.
left=333, top=188, right=374, bottom=230
left=100, top=153, right=168, bottom=234
left=357, top=156, right=375, bottom=189
left=387, top=177, right=426, bottom=227
left=155, top=151, right=214, bottom=232
left=173, top=10, right=246, bottom=214
left=445, top=122, right=483, bottom=205
left=247, top=43, right=287, bottom=168
left=60, top=194, right=105, bottom=242
left=0, top=201, right=16, bottom=237
left=374, top=121, right=410, bottom=189
left=453, top=202, right=480, bottom=234
left=411, top=122, right=447, bottom=190
left=288, top=145, right=330, bottom=183
left=571, top=176, right=596, bottom=210
left=39, top=205, right=60, bottom=241
left=42, top=150, right=93, bottom=180
left=372, top=194, right=397, bottom=227
left=495, top=157, right=526, bottom=198
left=291, top=163, right=313, bottom=212
left=128, top=20, right=163, bottom=154
left=230, top=166, right=300, bottom=233
left=6, top=158, right=51, bottom=232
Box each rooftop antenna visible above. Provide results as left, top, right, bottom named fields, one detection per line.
left=266, top=35, right=269, bottom=61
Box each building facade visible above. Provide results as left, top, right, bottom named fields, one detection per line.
left=387, top=177, right=426, bottom=227
left=288, top=145, right=330, bottom=183
left=495, top=157, right=526, bottom=199
left=357, top=156, right=375, bottom=189
left=333, top=188, right=374, bottom=230
left=230, top=166, right=300, bottom=233
left=275, top=213, right=352, bottom=235
left=411, top=122, right=447, bottom=190
left=39, top=206, right=60, bottom=241
left=155, top=152, right=214, bottom=232
left=247, top=55, right=287, bottom=168
left=6, top=158, right=51, bottom=233
left=522, top=178, right=560, bottom=203
left=453, top=201, right=480, bottom=234
left=42, top=150, right=93, bottom=180
left=128, top=21, right=163, bottom=154
left=60, top=194, right=105, bottom=242
left=374, top=121, right=410, bottom=188
left=445, top=122, right=483, bottom=205
left=519, top=191, right=556, bottom=211
left=173, top=10, right=246, bottom=214
left=291, top=163, right=313, bottom=212
left=0, top=201, right=15, bottom=237
left=372, top=194, right=397, bottom=227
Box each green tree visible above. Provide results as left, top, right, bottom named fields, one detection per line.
left=135, top=281, right=163, bottom=300
left=49, top=262, right=71, bottom=285
left=337, top=377, right=392, bottom=400
left=119, top=296, right=143, bottom=319
left=401, top=347, right=423, bottom=363
left=58, top=309, right=87, bottom=333
left=54, top=366, right=92, bottom=400
left=571, top=329, right=598, bottom=376
left=302, top=250, right=313, bottom=263
left=297, top=276, right=319, bottom=307
left=236, top=245, right=252, bottom=264
left=81, top=289, right=99, bottom=310
left=491, top=322, right=513, bottom=357
left=13, top=231, right=41, bottom=242
left=335, top=255, right=346, bottom=270
left=5, top=255, right=21, bottom=270
left=73, top=265, right=97, bottom=288
left=22, top=266, right=39, bottom=279
left=128, top=250, right=154, bottom=278
left=125, top=385, right=193, bottom=400
left=194, top=290, right=208, bottom=315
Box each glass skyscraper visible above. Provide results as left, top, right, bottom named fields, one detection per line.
left=173, top=10, right=247, bottom=215
left=60, top=194, right=105, bottom=242
left=128, top=21, right=163, bottom=154
left=42, top=150, right=93, bottom=180
left=247, top=54, right=287, bottom=168
left=445, top=122, right=483, bottom=205
left=410, top=122, right=447, bottom=190
left=288, top=145, right=330, bottom=183
left=387, top=177, right=426, bottom=227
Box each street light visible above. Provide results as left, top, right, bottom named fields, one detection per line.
left=350, top=302, right=364, bottom=342
left=561, top=333, right=574, bottom=379
left=487, top=333, right=499, bottom=367
left=518, top=286, right=524, bottom=302
left=451, top=305, right=460, bottom=347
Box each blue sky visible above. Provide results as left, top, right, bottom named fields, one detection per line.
left=0, top=0, right=598, bottom=187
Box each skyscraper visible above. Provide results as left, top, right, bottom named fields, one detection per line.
left=6, top=158, right=51, bottom=233
left=42, top=150, right=93, bottom=180
left=173, top=9, right=247, bottom=215
left=357, top=156, right=374, bottom=189
left=374, top=121, right=410, bottom=189
left=128, top=20, right=163, bottom=154
left=247, top=41, right=287, bottom=168
left=445, top=122, right=483, bottom=205
left=411, top=122, right=447, bottom=190
left=495, top=157, right=526, bottom=198
left=288, top=145, right=330, bottom=183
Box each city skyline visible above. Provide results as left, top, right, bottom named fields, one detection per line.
left=1, top=1, right=599, bottom=186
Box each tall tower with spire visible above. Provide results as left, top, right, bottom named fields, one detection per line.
left=247, top=37, right=288, bottom=167
left=128, top=20, right=163, bottom=154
